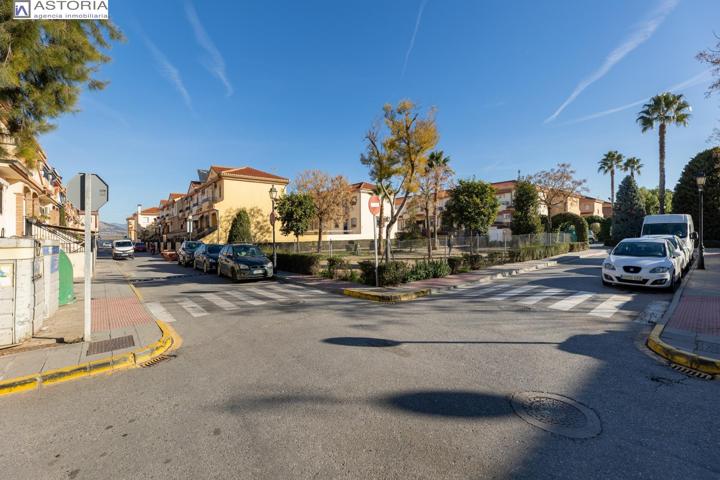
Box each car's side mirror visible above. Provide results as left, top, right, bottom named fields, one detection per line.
left=691, top=232, right=699, bottom=240
left=674, top=249, right=683, bottom=258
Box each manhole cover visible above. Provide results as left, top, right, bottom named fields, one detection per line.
left=510, top=392, right=601, bottom=439
left=87, top=335, right=135, bottom=356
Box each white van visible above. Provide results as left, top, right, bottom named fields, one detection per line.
left=641, top=214, right=696, bottom=259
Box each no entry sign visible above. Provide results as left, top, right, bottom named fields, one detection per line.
left=368, top=195, right=381, bottom=216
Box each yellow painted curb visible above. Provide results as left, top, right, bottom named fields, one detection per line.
left=342, top=288, right=431, bottom=303
left=646, top=324, right=720, bottom=376
left=0, top=320, right=180, bottom=397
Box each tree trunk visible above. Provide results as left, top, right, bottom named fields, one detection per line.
left=658, top=123, right=666, bottom=214
left=432, top=190, right=439, bottom=250
left=610, top=170, right=615, bottom=209
left=295, top=235, right=299, bottom=253
left=317, top=219, right=323, bottom=253
left=378, top=202, right=384, bottom=258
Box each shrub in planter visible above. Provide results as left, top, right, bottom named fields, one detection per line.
left=463, top=253, right=485, bottom=270
left=275, top=253, right=321, bottom=275
left=407, top=260, right=451, bottom=282
left=358, top=260, right=409, bottom=286
left=325, top=256, right=348, bottom=278
left=447, top=257, right=464, bottom=274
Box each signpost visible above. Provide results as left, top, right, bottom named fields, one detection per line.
left=66, top=173, right=109, bottom=341
left=368, top=195, right=381, bottom=287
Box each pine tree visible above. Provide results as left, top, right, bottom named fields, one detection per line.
left=227, top=210, right=252, bottom=243
left=672, top=147, right=720, bottom=241
left=611, top=175, right=646, bottom=243
left=0, top=9, right=123, bottom=165
left=510, top=180, right=542, bottom=235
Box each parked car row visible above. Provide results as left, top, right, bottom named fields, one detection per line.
left=176, top=240, right=274, bottom=280
left=602, top=214, right=696, bottom=292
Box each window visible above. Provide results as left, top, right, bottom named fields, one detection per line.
left=350, top=218, right=357, bottom=228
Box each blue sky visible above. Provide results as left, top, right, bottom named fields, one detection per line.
left=40, top=0, right=720, bottom=224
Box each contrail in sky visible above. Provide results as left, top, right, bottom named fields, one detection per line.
left=402, top=0, right=429, bottom=77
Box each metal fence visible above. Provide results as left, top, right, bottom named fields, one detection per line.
left=263, top=232, right=574, bottom=258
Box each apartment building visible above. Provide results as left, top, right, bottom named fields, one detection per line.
left=320, top=182, right=397, bottom=241
left=126, top=205, right=161, bottom=241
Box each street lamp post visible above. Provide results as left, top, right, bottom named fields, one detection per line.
left=697, top=172, right=706, bottom=270
left=269, top=185, right=278, bottom=269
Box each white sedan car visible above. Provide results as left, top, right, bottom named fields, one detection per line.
left=602, top=237, right=683, bottom=291
left=642, top=234, right=691, bottom=272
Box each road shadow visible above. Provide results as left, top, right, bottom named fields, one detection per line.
left=378, top=390, right=512, bottom=418
left=322, top=336, right=558, bottom=347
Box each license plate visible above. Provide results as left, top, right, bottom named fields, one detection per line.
left=253, top=269, right=263, bottom=274
left=622, top=274, right=642, bottom=281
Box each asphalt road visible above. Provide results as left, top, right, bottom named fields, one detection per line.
left=1, top=253, right=718, bottom=479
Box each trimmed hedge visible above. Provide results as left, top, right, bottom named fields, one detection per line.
left=551, top=212, right=589, bottom=243
left=276, top=253, right=321, bottom=275
left=447, top=257, right=464, bottom=274
left=407, top=260, right=451, bottom=282
left=325, top=256, right=349, bottom=278
left=509, top=243, right=570, bottom=262
left=358, top=260, right=452, bottom=286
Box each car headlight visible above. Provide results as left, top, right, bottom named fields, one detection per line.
left=238, top=264, right=249, bottom=270
left=650, top=266, right=670, bottom=273
left=603, top=262, right=615, bottom=270
left=266, top=262, right=273, bottom=269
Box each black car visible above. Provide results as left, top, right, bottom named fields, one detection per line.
left=193, top=243, right=223, bottom=273
left=217, top=244, right=274, bottom=281
left=177, top=240, right=203, bottom=267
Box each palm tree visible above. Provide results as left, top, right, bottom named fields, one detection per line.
left=623, top=156, right=643, bottom=178
left=426, top=150, right=453, bottom=250
left=598, top=151, right=624, bottom=208
left=637, top=92, right=691, bottom=213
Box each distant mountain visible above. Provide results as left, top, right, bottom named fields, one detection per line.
left=99, top=221, right=126, bottom=238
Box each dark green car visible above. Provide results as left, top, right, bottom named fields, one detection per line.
left=217, top=244, right=274, bottom=281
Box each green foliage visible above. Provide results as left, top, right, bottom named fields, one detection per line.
left=672, top=147, right=720, bottom=240
left=358, top=260, right=409, bottom=286
left=276, top=192, right=316, bottom=241
left=600, top=218, right=612, bottom=244
left=443, top=179, right=500, bottom=235
left=59, top=204, right=67, bottom=227
left=639, top=187, right=672, bottom=215
left=275, top=253, right=321, bottom=275
left=0, top=11, right=123, bottom=165
left=397, top=222, right=423, bottom=240
left=227, top=210, right=252, bottom=243
left=462, top=253, right=485, bottom=270
left=612, top=175, right=646, bottom=243
left=510, top=180, right=542, bottom=234
left=509, top=243, right=571, bottom=262
left=325, top=256, right=349, bottom=279
left=407, top=260, right=451, bottom=282
left=550, top=212, right=589, bottom=242
left=447, top=257, right=464, bottom=274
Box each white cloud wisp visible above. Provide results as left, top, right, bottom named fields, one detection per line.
left=185, top=1, right=233, bottom=96
left=401, top=0, right=429, bottom=78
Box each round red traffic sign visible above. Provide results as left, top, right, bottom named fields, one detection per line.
left=368, top=195, right=381, bottom=216
left=269, top=211, right=276, bottom=225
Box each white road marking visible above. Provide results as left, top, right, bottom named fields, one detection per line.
left=225, top=290, right=265, bottom=306
left=247, top=286, right=287, bottom=300
left=518, top=288, right=564, bottom=305
left=145, top=302, right=176, bottom=323
left=178, top=298, right=209, bottom=317
left=548, top=291, right=594, bottom=311
left=589, top=295, right=633, bottom=318
left=487, top=285, right=538, bottom=301
left=200, top=293, right=237, bottom=311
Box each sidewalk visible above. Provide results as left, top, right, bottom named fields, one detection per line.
left=648, top=249, right=720, bottom=375
left=0, top=258, right=176, bottom=395
left=277, top=248, right=607, bottom=302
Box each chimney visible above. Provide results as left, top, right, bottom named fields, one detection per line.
left=137, top=204, right=142, bottom=220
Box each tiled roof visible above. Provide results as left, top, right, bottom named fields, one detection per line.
left=222, top=166, right=288, bottom=182
left=350, top=181, right=376, bottom=191
left=159, top=200, right=168, bottom=206
left=168, top=193, right=184, bottom=200
left=209, top=165, right=235, bottom=174
left=141, top=207, right=160, bottom=214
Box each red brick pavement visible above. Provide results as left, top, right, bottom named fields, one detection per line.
left=666, top=296, right=720, bottom=336
left=91, top=297, right=154, bottom=333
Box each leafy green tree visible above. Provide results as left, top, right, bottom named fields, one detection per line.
left=611, top=176, right=646, bottom=243
left=510, top=180, right=542, bottom=235
left=443, top=179, right=500, bottom=250
left=598, top=151, right=624, bottom=207
left=276, top=192, right=316, bottom=251
left=637, top=93, right=691, bottom=213
left=0, top=9, right=123, bottom=165
left=672, top=147, right=720, bottom=241
left=623, top=156, right=643, bottom=178
left=639, top=187, right=672, bottom=215
left=227, top=209, right=252, bottom=243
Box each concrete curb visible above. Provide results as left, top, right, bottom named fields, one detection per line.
left=646, top=323, right=720, bottom=375
left=0, top=320, right=181, bottom=397
left=342, top=288, right=431, bottom=303
left=644, top=260, right=719, bottom=376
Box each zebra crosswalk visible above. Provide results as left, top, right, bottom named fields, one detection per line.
left=446, top=282, right=637, bottom=319
left=143, top=283, right=332, bottom=323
